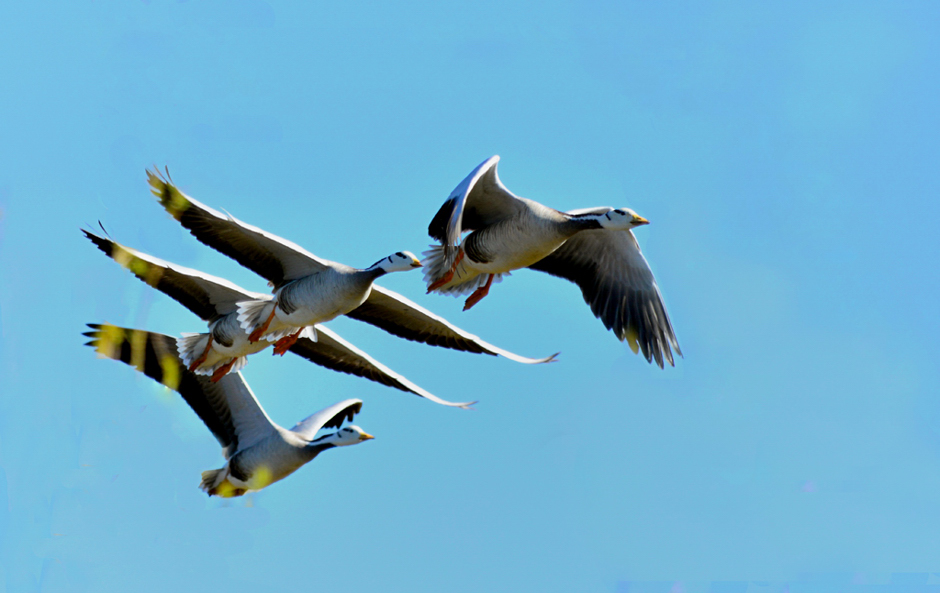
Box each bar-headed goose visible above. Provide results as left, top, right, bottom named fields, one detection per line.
left=147, top=169, right=555, bottom=365
left=82, top=229, right=473, bottom=408
left=83, top=323, right=374, bottom=498
left=424, top=155, right=681, bottom=368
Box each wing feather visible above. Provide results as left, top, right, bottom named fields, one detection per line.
left=148, top=169, right=335, bottom=288
left=83, top=323, right=277, bottom=458
left=527, top=230, right=681, bottom=368
left=288, top=325, right=475, bottom=408
left=346, top=285, right=557, bottom=364
left=83, top=230, right=266, bottom=319
left=427, top=156, right=528, bottom=248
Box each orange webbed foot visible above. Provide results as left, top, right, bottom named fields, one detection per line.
left=462, top=274, right=493, bottom=311
left=210, top=358, right=238, bottom=382
left=272, top=330, right=302, bottom=356
left=248, top=307, right=277, bottom=343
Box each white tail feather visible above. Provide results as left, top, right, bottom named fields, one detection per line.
left=228, top=356, right=248, bottom=374
left=236, top=299, right=275, bottom=334
left=200, top=468, right=226, bottom=492
left=177, top=333, right=210, bottom=370
left=300, top=326, right=318, bottom=342
left=195, top=355, right=248, bottom=377
left=260, top=326, right=294, bottom=343
left=421, top=245, right=505, bottom=296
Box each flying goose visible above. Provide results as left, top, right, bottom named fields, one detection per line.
left=83, top=323, right=374, bottom=498
left=147, top=168, right=556, bottom=365
left=82, top=229, right=473, bottom=408
left=424, top=155, right=681, bottom=368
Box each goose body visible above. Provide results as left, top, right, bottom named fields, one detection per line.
left=83, top=229, right=473, bottom=407
left=424, top=155, right=681, bottom=368
left=148, top=168, right=556, bottom=366
left=236, top=261, right=393, bottom=347
left=83, top=324, right=373, bottom=497
left=431, top=200, right=598, bottom=280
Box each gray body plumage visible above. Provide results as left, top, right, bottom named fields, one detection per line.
left=461, top=201, right=601, bottom=272
left=277, top=266, right=379, bottom=320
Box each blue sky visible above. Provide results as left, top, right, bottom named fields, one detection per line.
left=2, top=1, right=940, bottom=591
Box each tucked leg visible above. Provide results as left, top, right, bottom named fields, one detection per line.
left=248, top=307, right=277, bottom=343
left=273, top=328, right=304, bottom=356
left=188, top=337, right=214, bottom=372
left=463, top=274, right=494, bottom=311
left=427, top=248, right=465, bottom=292
left=210, top=358, right=238, bottom=382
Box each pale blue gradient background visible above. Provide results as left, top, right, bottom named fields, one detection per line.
left=2, top=1, right=939, bottom=591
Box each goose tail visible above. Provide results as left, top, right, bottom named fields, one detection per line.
left=177, top=333, right=211, bottom=371
left=236, top=299, right=275, bottom=336
left=198, top=355, right=249, bottom=378
left=200, top=468, right=226, bottom=493
left=200, top=468, right=246, bottom=498
left=421, top=245, right=510, bottom=296
left=422, top=245, right=502, bottom=296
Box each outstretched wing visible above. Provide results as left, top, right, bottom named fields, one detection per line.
left=83, top=229, right=267, bottom=319
left=528, top=229, right=681, bottom=368
left=427, top=156, right=529, bottom=249
left=290, top=399, right=364, bottom=441
left=148, top=169, right=336, bottom=288
left=346, top=285, right=558, bottom=364
left=83, top=323, right=277, bottom=458
left=288, top=325, right=475, bottom=408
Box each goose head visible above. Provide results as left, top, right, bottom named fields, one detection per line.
left=329, top=425, right=376, bottom=446
left=598, top=208, right=649, bottom=231
left=369, top=251, right=423, bottom=274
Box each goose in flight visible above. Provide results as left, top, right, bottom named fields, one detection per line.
left=83, top=323, right=374, bottom=498
left=82, top=229, right=473, bottom=408
left=147, top=168, right=555, bottom=366
left=423, top=156, right=681, bottom=368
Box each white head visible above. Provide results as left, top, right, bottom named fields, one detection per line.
left=330, top=425, right=375, bottom=446
left=370, top=251, right=423, bottom=274
left=597, top=208, right=649, bottom=231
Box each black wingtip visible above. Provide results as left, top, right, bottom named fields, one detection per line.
left=81, top=227, right=113, bottom=256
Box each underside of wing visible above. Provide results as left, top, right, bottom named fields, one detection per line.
left=83, top=323, right=240, bottom=455
left=290, top=399, right=364, bottom=441
left=288, top=325, right=475, bottom=408
left=83, top=229, right=265, bottom=319
left=427, top=156, right=529, bottom=247
left=346, top=285, right=557, bottom=364
left=527, top=230, right=681, bottom=368
left=148, top=169, right=335, bottom=288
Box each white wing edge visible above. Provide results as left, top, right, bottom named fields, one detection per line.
left=155, top=176, right=338, bottom=273
left=289, top=398, right=364, bottom=441
left=105, top=237, right=271, bottom=302
left=370, top=285, right=559, bottom=365
left=314, top=325, right=476, bottom=409
left=444, top=155, right=502, bottom=248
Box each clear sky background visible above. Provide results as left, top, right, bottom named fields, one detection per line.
left=2, top=1, right=939, bottom=591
